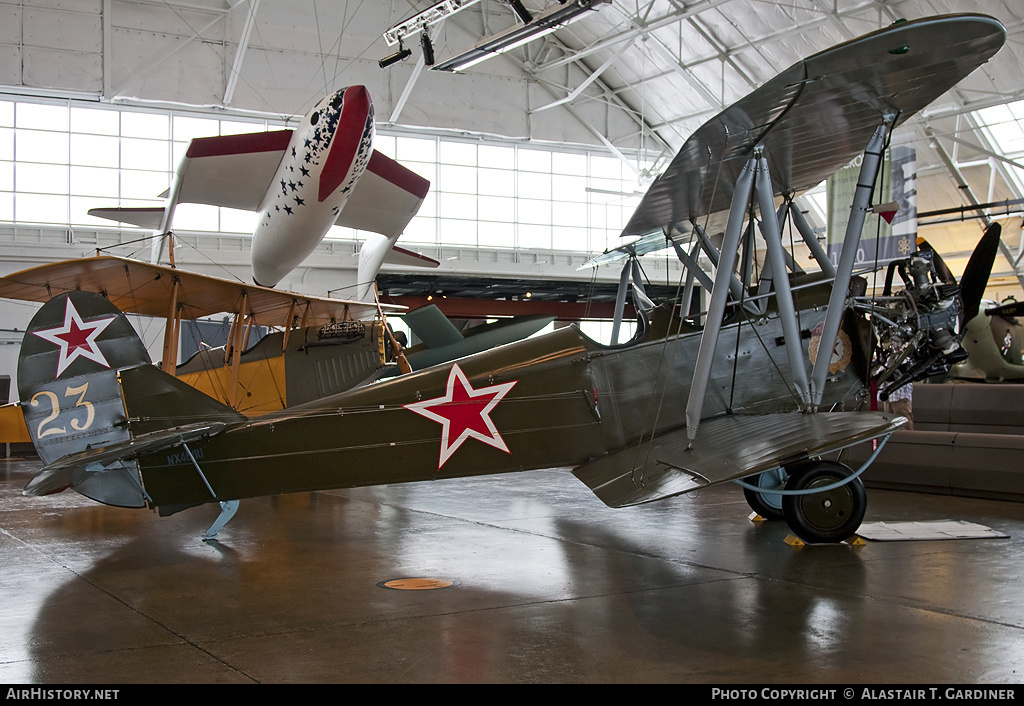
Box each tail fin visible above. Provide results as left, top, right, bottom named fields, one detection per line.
left=18, top=291, right=242, bottom=507
left=402, top=304, right=464, bottom=348
left=19, top=292, right=151, bottom=466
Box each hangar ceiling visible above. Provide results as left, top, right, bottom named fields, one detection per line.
left=3, top=0, right=1024, bottom=300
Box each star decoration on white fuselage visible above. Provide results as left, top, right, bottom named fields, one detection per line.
left=404, top=363, right=518, bottom=469
left=32, top=298, right=117, bottom=378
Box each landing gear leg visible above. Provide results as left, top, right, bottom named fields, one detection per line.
left=203, top=500, right=239, bottom=541
left=782, top=461, right=866, bottom=544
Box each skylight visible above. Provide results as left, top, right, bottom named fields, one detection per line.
left=972, top=99, right=1024, bottom=196
left=973, top=99, right=1024, bottom=156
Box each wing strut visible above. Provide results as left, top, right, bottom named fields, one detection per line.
left=610, top=257, right=632, bottom=344
left=810, top=121, right=890, bottom=407
left=693, top=222, right=745, bottom=302
left=685, top=156, right=757, bottom=441
left=160, top=276, right=182, bottom=375
left=668, top=237, right=715, bottom=293
left=610, top=254, right=650, bottom=344
left=789, top=201, right=835, bottom=278
left=683, top=126, right=890, bottom=441
left=754, top=151, right=811, bottom=407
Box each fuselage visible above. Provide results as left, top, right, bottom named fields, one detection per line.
left=131, top=294, right=870, bottom=509
left=251, top=86, right=375, bottom=287
left=949, top=309, right=1024, bottom=382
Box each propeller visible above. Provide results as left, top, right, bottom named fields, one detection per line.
left=915, top=235, right=957, bottom=285
left=958, top=222, right=1002, bottom=322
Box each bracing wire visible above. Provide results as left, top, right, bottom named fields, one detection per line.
left=625, top=139, right=731, bottom=481
left=627, top=230, right=695, bottom=484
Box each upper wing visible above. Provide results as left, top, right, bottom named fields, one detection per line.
left=622, top=15, right=1005, bottom=238
left=89, top=137, right=431, bottom=244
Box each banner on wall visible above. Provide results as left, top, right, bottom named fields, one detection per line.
left=826, top=131, right=917, bottom=267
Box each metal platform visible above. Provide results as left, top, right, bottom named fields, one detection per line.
left=1, top=455, right=1022, bottom=684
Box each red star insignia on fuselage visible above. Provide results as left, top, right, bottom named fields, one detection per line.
left=32, top=299, right=117, bottom=378
left=404, top=363, right=518, bottom=469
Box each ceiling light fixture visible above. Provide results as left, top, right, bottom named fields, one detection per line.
left=432, top=0, right=610, bottom=73
left=378, top=40, right=413, bottom=68
left=383, top=0, right=483, bottom=47
left=421, top=32, right=436, bottom=66
left=507, top=0, right=533, bottom=24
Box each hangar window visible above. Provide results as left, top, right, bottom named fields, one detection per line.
left=519, top=148, right=551, bottom=173
left=396, top=136, right=437, bottom=163
left=0, top=95, right=646, bottom=259
left=480, top=144, right=514, bottom=169
left=71, top=107, right=119, bottom=136
left=397, top=134, right=643, bottom=253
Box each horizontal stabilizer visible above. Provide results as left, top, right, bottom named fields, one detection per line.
left=386, top=245, right=440, bottom=269
left=24, top=421, right=230, bottom=498
left=88, top=207, right=166, bottom=229
left=573, top=411, right=906, bottom=508
left=118, top=363, right=247, bottom=438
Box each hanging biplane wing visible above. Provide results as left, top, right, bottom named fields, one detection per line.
left=88, top=86, right=438, bottom=296
left=0, top=255, right=401, bottom=419
left=13, top=14, right=1006, bottom=546
left=0, top=255, right=389, bottom=323
left=0, top=255, right=553, bottom=418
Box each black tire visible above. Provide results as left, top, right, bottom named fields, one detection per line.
left=781, top=461, right=866, bottom=544
left=742, top=468, right=788, bottom=521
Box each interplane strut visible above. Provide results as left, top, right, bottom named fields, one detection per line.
left=685, top=119, right=890, bottom=440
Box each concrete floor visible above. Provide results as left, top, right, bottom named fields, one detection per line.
left=1, top=454, right=1022, bottom=684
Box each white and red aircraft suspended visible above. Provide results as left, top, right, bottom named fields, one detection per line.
left=89, top=85, right=436, bottom=298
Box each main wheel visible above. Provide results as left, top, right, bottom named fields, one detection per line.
left=781, top=461, right=866, bottom=544
left=742, top=468, right=788, bottom=520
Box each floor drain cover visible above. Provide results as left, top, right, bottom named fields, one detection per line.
left=379, top=577, right=455, bottom=590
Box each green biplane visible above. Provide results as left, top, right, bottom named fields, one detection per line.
left=13, top=14, right=1006, bottom=544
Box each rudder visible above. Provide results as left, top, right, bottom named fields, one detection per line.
left=18, top=291, right=152, bottom=505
